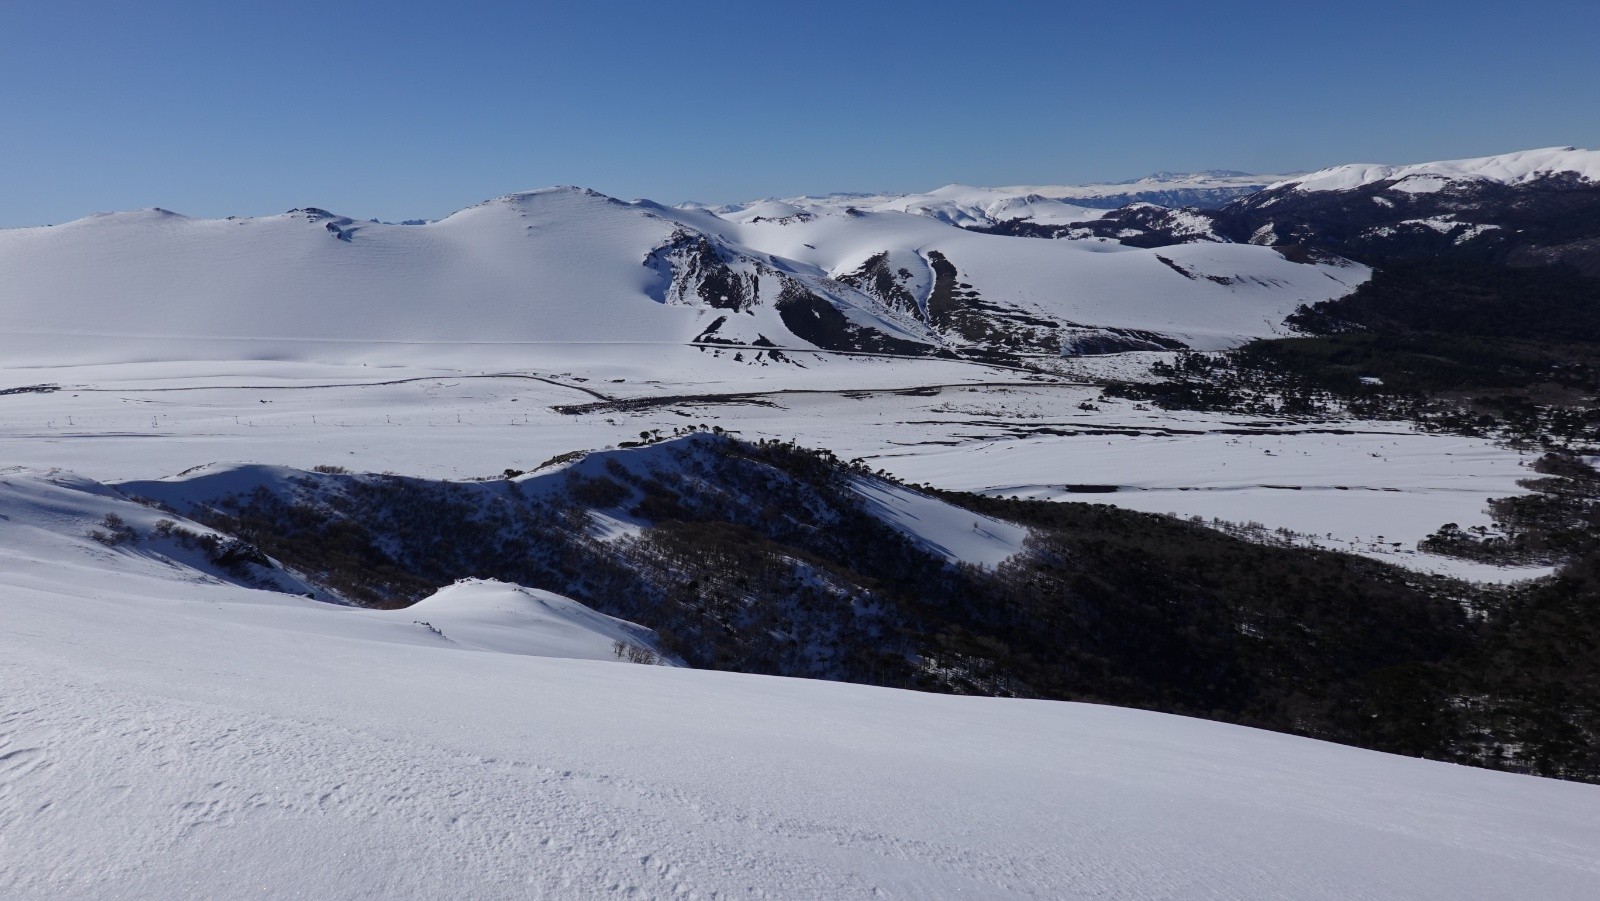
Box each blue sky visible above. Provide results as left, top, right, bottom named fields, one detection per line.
left=2, top=1, right=1596, bottom=226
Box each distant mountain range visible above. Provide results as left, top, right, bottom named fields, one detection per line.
left=691, top=170, right=1285, bottom=230
left=1066, top=147, right=1600, bottom=275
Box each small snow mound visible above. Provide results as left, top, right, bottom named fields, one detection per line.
left=393, top=579, right=679, bottom=664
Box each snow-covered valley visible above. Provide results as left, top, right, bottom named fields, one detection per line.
left=0, top=351, right=1546, bottom=579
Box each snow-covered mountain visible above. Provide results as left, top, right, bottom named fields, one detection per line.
left=1056, top=147, right=1600, bottom=274
left=655, top=197, right=1363, bottom=354
left=0, top=183, right=1363, bottom=367
left=1224, top=146, right=1600, bottom=272
left=1267, top=146, right=1600, bottom=193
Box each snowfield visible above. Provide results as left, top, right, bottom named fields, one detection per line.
left=2, top=470, right=1598, bottom=899
left=868, top=417, right=1555, bottom=582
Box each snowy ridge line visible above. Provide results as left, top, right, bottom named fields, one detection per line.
left=1272, top=146, right=1600, bottom=193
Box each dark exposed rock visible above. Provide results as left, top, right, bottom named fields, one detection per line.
left=775, top=283, right=935, bottom=356
left=645, top=230, right=756, bottom=311
left=836, top=252, right=924, bottom=320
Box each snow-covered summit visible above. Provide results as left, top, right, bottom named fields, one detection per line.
left=1271, top=146, right=1600, bottom=193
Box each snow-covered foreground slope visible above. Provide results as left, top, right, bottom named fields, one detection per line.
left=3, top=469, right=1598, bottom=900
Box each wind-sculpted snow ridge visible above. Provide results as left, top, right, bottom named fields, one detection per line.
left=1271, top=146, right=1600, bottom=193
left=4, top=456, right=1600, bottom=899
left=0, top=181, right=1365, bottom=368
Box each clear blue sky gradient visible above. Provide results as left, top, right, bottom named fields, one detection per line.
left=2, top=1, right=1596, bottom=226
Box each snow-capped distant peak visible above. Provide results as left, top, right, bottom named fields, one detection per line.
left=497, top=184, right=620, bottom=201
left=1124, top=169, right=1253, bottom=184
left=461, top=185, right=630, bottom=213
left=1272, top=146, right=1600, bottom=193
left=58, top=207, right=195, bottom=228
